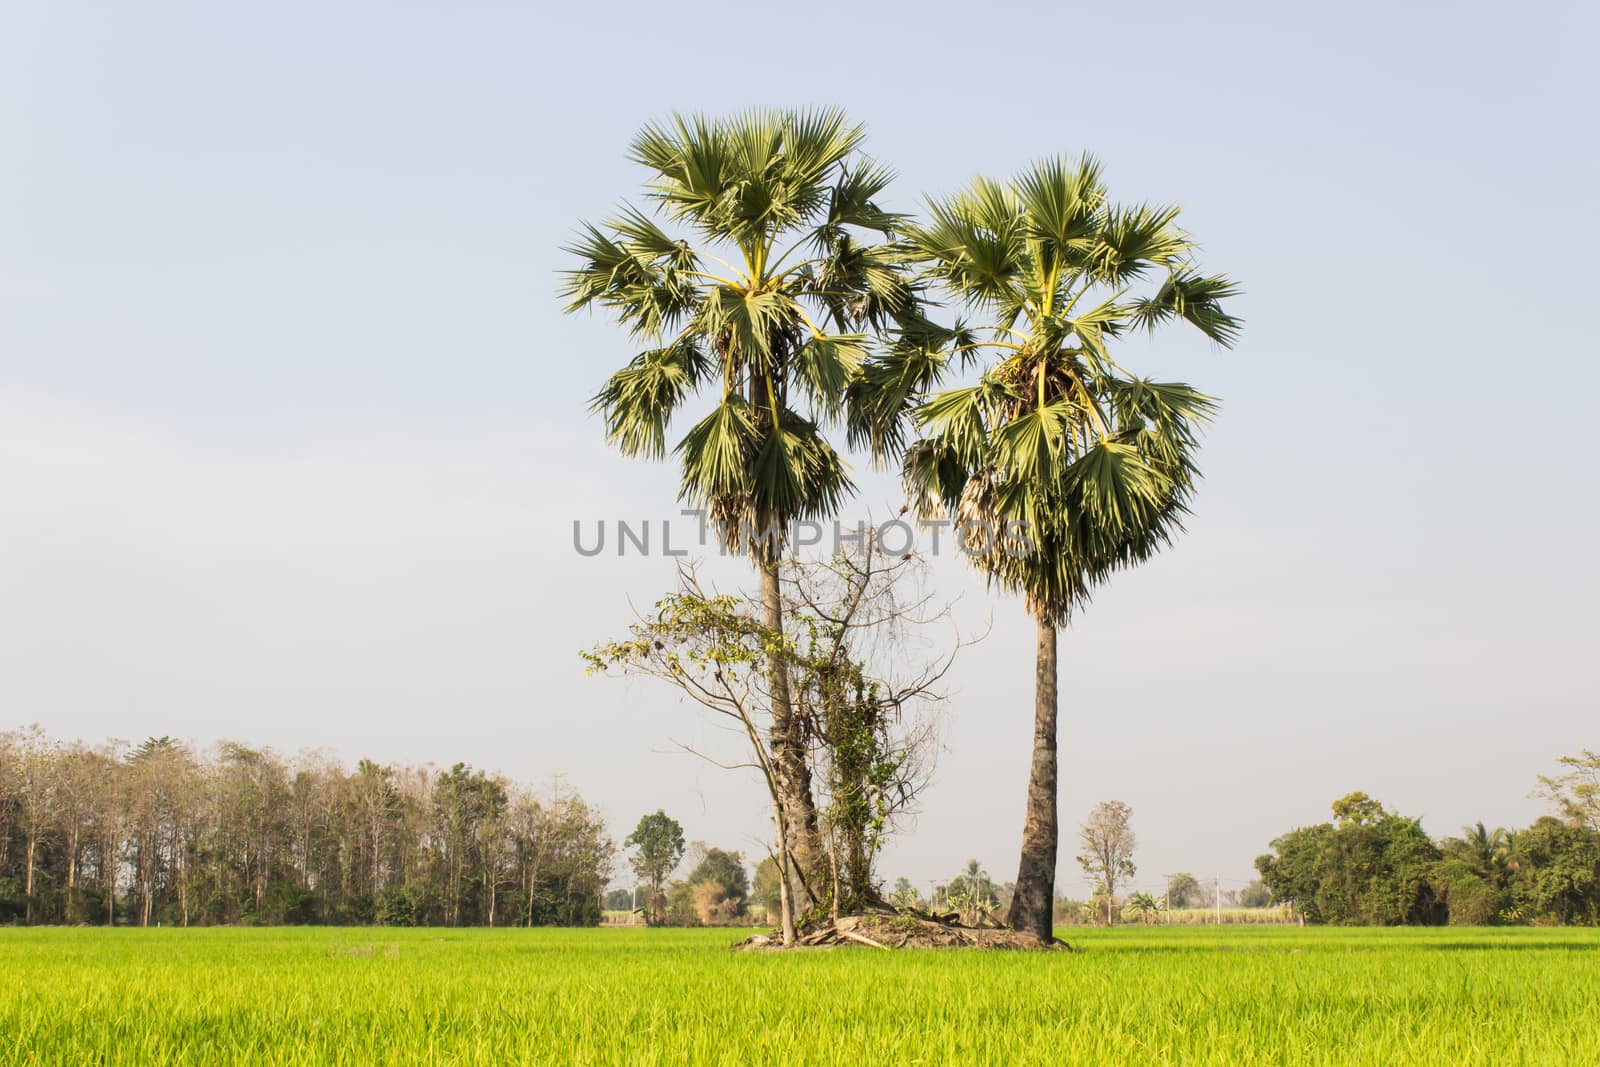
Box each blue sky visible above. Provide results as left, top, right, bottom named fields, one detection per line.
left=4, top=0, right=1597, bottom=895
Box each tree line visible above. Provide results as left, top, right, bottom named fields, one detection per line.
left=1256, top=753, right=1600, bottom=925
left=0, top=726, right=612, bottom=927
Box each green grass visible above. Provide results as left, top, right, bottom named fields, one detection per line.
left=3, top=925, right=1598, bottom=1064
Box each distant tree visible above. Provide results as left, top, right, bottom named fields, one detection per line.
left=604, top=888, right=634, bottom=911
left=11, top=727, right=57, bottom=924
left=752, top=857, right=783, bottom=918
left=375, top=885, right=425, bottom=927
left=1166, top=871, right=1200, bottom=909
left=1433, top=858, right=1507, bottom=926
left=948, top=859, right=995, bottom=900
left=1441, top=822, right=1517, bottom=889
left=1122, top=892, right=1161, bottom=925
left=1239, top=879, right=1272, bottom=909
left=1077, top=801, right=1136, bottom=924
left=1330, top=791, right=1387, bottom=828
left=945, top=859, right=999, bottom=924
left=684, top=848, right=749, bottom=903
left=1508, top=816, right=1600, bottom=925
left=624, top=811, right=685, bottom=924
left=1537, top=751, right=1600, bottom=834
left=0, top=726, right=612, bottom=928
left=1255, top=795, right=1443, bottom=925
left=890, top=876, right=920, bottom=909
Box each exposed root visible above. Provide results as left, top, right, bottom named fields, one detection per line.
left=734, top=911, right=1070, bottom=951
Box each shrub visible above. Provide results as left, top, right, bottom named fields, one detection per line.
left=375, top=886, right=425, bottom=927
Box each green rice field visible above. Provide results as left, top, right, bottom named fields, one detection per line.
left=4, top=925, right=1598, bottom=1064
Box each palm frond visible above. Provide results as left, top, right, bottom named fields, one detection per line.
left=590, top=339, right=709, bottom=458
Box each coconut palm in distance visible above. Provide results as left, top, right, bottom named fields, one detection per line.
left=898, top=156, right=1240, bottom=941
left=561, top=110, right=930, bottom=905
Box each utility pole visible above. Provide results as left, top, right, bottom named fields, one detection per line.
left=1215, top=877, right=1222, bottom=926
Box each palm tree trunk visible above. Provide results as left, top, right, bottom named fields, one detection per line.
left=1006, top=611, right=1058, bottom=942
left=759, top=555, right=821, bottom=910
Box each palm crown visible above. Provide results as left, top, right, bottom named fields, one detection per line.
left=562, top=109, right=927, bottom=560
left=899, top=155, right=1240, bottom=622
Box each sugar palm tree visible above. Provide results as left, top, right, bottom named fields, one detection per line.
left=898, top=156, right=1240, bottom=941
left=562, top=109, right=926, bottom=904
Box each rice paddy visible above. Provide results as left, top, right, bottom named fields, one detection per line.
left=3, top=925, right=1597, bottom=1064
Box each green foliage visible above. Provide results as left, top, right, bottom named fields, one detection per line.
left=1508, top=817, right=1600, bottom=925
left=1166, top=872, right=1200, bottom=909
left=623, top=811, right=685, bottom=925
left=0, top=877, right=24, bottom=923
left=890, top=876, right=920, bottom=910
left=1260, top=793, right=1600, bottom=927
left=261, top=880, right=319, bottom=926
left=1434, top=860, right=1507, bottom=926
left=1255, top=795, right=1445, bottom=925
left=899, top=157, right=1236, bottom=625
left=1330, top=791, right=1387, bottom=827
left=752, top=857, right=783, bottom=917
left=943, top=860, right=1000, bottom=925
left=1537, top=750, right=1600, bottom=834
left=1122, top=892, right=1162, bottom=924
left=564, top=109, right=936, bottom=558
left=375, top=886, right=426, bottom=927
left=683, top=848, right=748, bottom=902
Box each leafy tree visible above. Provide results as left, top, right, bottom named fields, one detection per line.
left=585, top=551, right=946, bottom=939
left=432, top=764, right=509, bottom=926
left=1166, top=871, right=1200, bottom=909
left=1508, top=817, right=1600, bottom=925
left=1537, top=751, right=1600, bottom=834
left=655, top=846, right=752, bottom=927
left=684, top=847, right=749, bottom=903
left=1239, top=879, right=1272, bottom=909
left=1255, top=795, right=1443, bottom=925
left=564, top=109, right=933, bottom=894
left=624, top=811, right=685, bottom=924
left=1330, top=791, right=1387, bottom=827
left=1077, top=800, right=1137, bottom=924
left=899, top=158, right=1237, bottom=940
left=752, top=857, right=783, bottom=918
left=1433, top=859, right=1507, bottom=925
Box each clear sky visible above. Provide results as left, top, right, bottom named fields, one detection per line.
left=4, top=0, right=1597, bottom=897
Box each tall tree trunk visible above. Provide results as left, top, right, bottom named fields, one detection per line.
left=24, top=837, right=36, bottom=924
left=67, top=825, right=79, bottom=922
left=1006, top=611, right=1058, bottom=942
left=759, top=555, right=821, bottom=910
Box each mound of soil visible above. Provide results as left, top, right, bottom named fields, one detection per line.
left=735, top=911, right=1068, bottom=951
